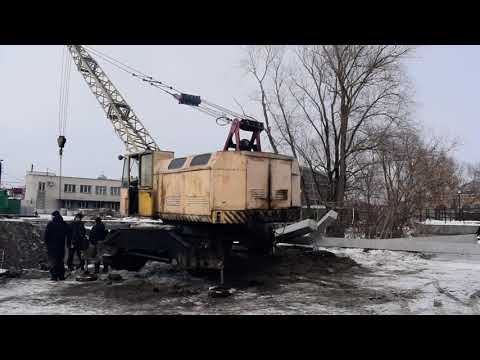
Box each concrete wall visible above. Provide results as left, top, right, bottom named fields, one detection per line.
left=23, top=171, right=121, bottom=214
left=415, top=223, right=480, bottom=235
left=316, top=235, right=480, bottom=255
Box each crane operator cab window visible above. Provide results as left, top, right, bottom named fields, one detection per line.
left=121, top=155, right=140, bottom=215
left=140, top=153, right=153, bottom=188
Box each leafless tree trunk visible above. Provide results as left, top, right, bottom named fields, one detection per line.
left=242, top=45, right=416, bottom=213
left=242, top=46, right=279, bottom=154
left=290, top=45, right=413, bottom=206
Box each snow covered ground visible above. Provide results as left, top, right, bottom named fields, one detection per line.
left=1, top=246, right=480, bottom=314
left=0, top=215, right=163, bottom=224
left=421, top=219, right=480, bottom=226
left=324, top=248, right=480, bottom=314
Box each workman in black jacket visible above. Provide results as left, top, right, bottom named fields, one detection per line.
left=67, top=213, right=88, bottom=271
left=89, top=217, right=109, bottom=273
left=44, top=211, right=69, bottom=281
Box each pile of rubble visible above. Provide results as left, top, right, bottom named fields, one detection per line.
left=0, top=220, right=48, bottom=270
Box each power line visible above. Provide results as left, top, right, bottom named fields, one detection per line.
left=80, top=45, right=258, bottom=124
left=84, top=46, right=181, bottom=95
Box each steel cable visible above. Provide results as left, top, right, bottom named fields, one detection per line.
left=79, top=45, right=258, bottom=124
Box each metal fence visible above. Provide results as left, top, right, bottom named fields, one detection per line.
left=417, top=207, right=480, bottom=222
left=303, top=205, right=395, bottom=238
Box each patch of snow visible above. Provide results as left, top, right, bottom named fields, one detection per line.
left=114, top=217, right=163, bottom=223
left=323, top=247, right=480, bottom=314
left=421, top=219, right=480, bottom=226
left=2, top=244, right=480, bottom=314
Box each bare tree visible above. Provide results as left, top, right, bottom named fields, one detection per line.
left=289, top=45, right=413, bottom=205
left=241, top=46, right=280, bottom=154
left=370, top=126, right=460, bottom=237
left=242, top=45, right=415, bottom=211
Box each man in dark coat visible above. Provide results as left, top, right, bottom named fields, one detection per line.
left=44, top=210, right=69, bottom=281
left=67, top=213, right=88, bottom=271
left=89, top=217, right=109, bottom=274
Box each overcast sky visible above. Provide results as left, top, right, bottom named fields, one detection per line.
left=0, top=45, right=478, bottom=186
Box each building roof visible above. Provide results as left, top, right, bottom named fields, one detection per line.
left=26, top=171, right=120, bottom=182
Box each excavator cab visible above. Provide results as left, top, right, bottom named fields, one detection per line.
left=120, top=154, right=141, bottom=216
left=120, top=150, right=171, bottom=217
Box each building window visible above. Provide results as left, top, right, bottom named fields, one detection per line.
left=79, top=201, right=88, bottom=209
left=80, top=185, right=92, bottom=194
left=95, top=186, right=107, bottom=195
left=64, top=184, right=76, bottom=193
left=38, top=182, right=46, bottom=192
left=110, top=187, right=120, bottom=196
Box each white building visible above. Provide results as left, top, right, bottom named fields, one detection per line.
left=22, top=171, right=121, bottom=214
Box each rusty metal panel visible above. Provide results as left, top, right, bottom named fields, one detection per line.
left=291, top=159, right=301, bottom=206
left=156, top=150, right=299, bottom=220
left=211, top=152, right=246, bottom=210
left=246, top=157, right=269, bottom=209
left=153, top=151, right=174, bottom=175
left=154, top=174, right=161, bottom=214
left=163, top=172, right=184, bottom=214
left=210, top=151, right=246, bottom=170
left=270, top=159, right=292, bottom=209
left=152, top=152, right=173, bottom=216
left=184, top=170, right=211, bottom=215
left=120, top=187, right=129, bottom=217
left=212, top=169, right=246, bottom=210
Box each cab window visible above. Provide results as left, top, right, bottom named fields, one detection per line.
left=140, top=153, right=153, bottom=187
left=168, top=157, right=187, bottom=170
left=190, top=153, right=211, bottom=166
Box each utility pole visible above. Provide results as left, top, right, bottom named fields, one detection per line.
left=0, top=159, right=3, bottom=189
left=58, top=136, right=66, bottom=208
left=458, top=190, right=463, bottom=222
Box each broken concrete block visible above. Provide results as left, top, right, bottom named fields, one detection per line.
left=208, top=286, right=232, bottom=298
left=469, top=290, right=480, bottom=299
left=274, top=210, right=339, bottom=244
left=107, top=273, right=123, bottom=282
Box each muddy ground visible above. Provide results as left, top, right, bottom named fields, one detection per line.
left=2, top=245, right=480, bottom=314
left=0, top=221, right=48, bottom=270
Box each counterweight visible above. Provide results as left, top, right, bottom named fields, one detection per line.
left=67, top=45, right=159, bottom=153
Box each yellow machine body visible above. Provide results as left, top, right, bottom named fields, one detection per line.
left=121, top=150, right=301, bottom=224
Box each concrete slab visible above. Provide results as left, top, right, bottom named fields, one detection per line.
left=274, top=210, right=339, bottom=244
left=314, top=234, right=480, bottom=255
left=416, top=222, right=480, bottom=235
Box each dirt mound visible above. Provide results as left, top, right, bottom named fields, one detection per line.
left=221, top=248, right=363, bottom=290
left=0, top=221, right=48, bottom=270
